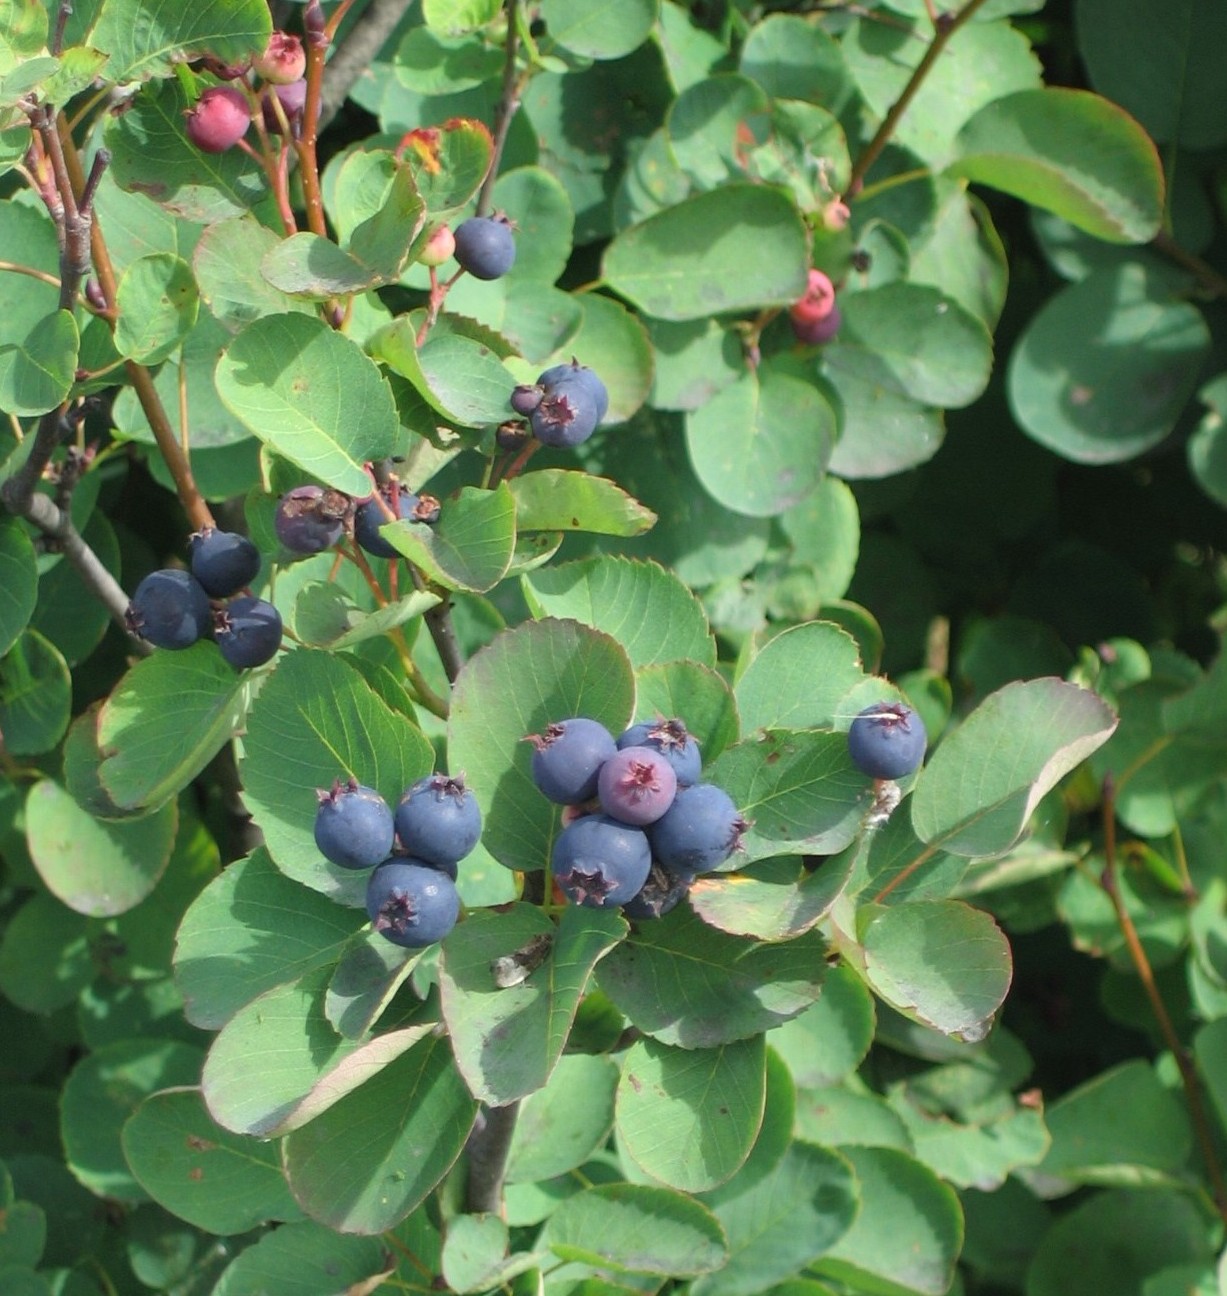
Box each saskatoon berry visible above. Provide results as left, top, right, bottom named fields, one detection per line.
left=214, top=596, right=282, bottom=670
left=791, top=304, right=842, bottom=346
left=597, top=746, right=678, bottom=826
left=846, top=702, right=927, bottom=780
left=530, top=380, right=600, bottom=448
left=185, top=86, right=251, bottom=154
left=617, top=718, right=701, bottom=787
left=622, top=861, right=689, bottom=921
left=188, top=527, right=260, bottom=598
left=510, top=384, right=543, bottom=416
left=366, top=859, right=460, bottom=948
left=789, top=269, right=841, bottom=346
left=551, top=814, right=652, bottom=909
left=262, top=78, right=306, bottom=131
left=314, top=779, right=395, bottom=871
left=253, top=32, right=306, bottom=84
left=126, top=569, right=212, bottom=650
left=539, top=361, right=609, bottom=424
left=525, top=717, right=617, bottom=805
left=354, top=487, right=438, bottom=559
left=394, top=773, right=482, bottom=869
left=453, top=215, right=516, bottom=281
left=419, top=225, right=456, bottom=268
left=648, top=783, right=747, bottom=882
left=275, top=485, right=349, bottom=554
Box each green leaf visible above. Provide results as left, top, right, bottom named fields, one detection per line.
left=210, top=1221, right=391, bottom=1296
left=174, top=848, right=364, bottom=1031
left=666, top=74, right=770, bottom=190
left=25, top=779, right=176, bottom=917
left=395, top=27, right=502, bottom=94
left=859, top=900, right=1013, bottom=1041
left=596, top=904, right=826, bottom=1048
left=508, top=470, right=656, bottom=537
left=617, top=1035, right=766, bottom=1192
left=0, top=309, right=78, bottom=415
left=439, top=903, right=625, bottom=1104
left=823, top=363, right=945, bottom=479
left=295, top=585, right=440, bottom=650
left=779, top=477, right=861, bottom=603
left=522, top=556, right=715, bottom=668
left=382, top=483, right=517, bottom=592
left=1190, top=373, right=1227, bottom=508
left=540, top=0, right=658, bottom=60
left=505, top=1053, right=619, bottom=1184
left=740, top=14, right=851, bottom=112
left=0, top=892, right=93, bottom=1015
left=281, top=1033, right=478, bottom=1234
left=768, top=961, right=876, bottom=1088
left=399, top=115, right=493, bottom=214
left=602, top=184, right=809, bottom=322
left=122, top=1088, right=301, bottom=1235
left=689, top=855, right=849, bottom=941
left=238, top=649, right=434, bottom=902
left=0, top=516, right=37, bottom=656
left=447, top=619, right=636, bottom=872
left=113, top=254, right=198, bottom=364
left=910, top=678, right=1118, bottom=857
left=97, top=642, right=252, bottom=811
left=423, top=0, right=502, bottom=32
left=193, top=216, right=318, bottom=332
left=90, top=0, right=271, bottom=81
left=685, top=361, right=836, bottom=517
left=823, top=283, right=993, bottom=410
left=814, top=1146, right=962, bottom=1296
left=550, top=291, right=654, bottom=425
left=0, top=628, right=70, bottom=756
left=1007, top=263, right=1210, bottom=464
left=215, top=313, right=399, bottom=496
left=736, top=621, right=866, bottom=731
left=634, top=660, right=740, bottom=763
left=949, top=87, right=1164, bottom=243
left=544, top=1183, right=727, bottom=1274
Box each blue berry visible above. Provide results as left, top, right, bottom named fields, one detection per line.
left=354, top=487, right=439, bottom=558
left=394, top=773, right=482, bottom=869
left=529, top=378, right=600, bottom=448
left=188, top=527, right=260, bottom=598
left=846, top=702, right=927, bottom=780
left=314, top=779, right=395, bottom=871
left=648, top=783, right=747, bottom=881
left=617, top=719, right=701, bottom=787
left=366, top=859, right=460, bottom=948
left=622, top=862, right=689, bottom=921
left=274, top=485, right=349, bottom=554
left=526, top=718, right=617, bottom=805
left=453, top=215, right=516, bottom=280
left=538, top=361, right=609, bottom=423
left=551, top=814, right=651, bottom=909
left=126, top=569, right=212, bottom=649
left=214, top=596, right=282, bottom=670
left=597, top=746, right=677, bottom=826
left=510, top=385, right=543, bottom=416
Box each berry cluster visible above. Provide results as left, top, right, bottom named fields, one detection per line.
left=314, top=774, right=482, bottom=949
left=789, top=268, right=841, bottom=346
left=184, top=32, right=307, bottom=155
left=275, top=482, right=440, bottom=558
left=508, top=360, right=609, bottom=450
left=525, top=716, right=747, bottom=918
left=125, top=528, right=282, bottom=670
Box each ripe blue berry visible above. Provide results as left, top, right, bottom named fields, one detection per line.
left=510, top=384, right=543, bottom=416
left=394, top=773, right=482, bottom=869
left=529, top=380, right=600, bottom=448
left=188, top=527, right=261, bottom=598
left=617, top=719, right=701, bottom=787
left=453, top=215, right=516, bottom=280
left=622, top=862, right=689, bottom=920
left=538, top=361, right=609, bottom=423
left=597, top=746, right=677, bottom=826
left=551, top=814, right=651, bottom=908
left=274, top=485, right=350, bottom=554
left=648, top=783, right=747, bottom=881
left=846, top=702, right=927, bottom=780
left=314, top=779, right=395, bottom=871
left=126, top=569, right=212, bottom=649
left=526, top=718, right=617, bottom=805
left=354, top=487, right=439, bottom=558
left=214, top=596, right=282, bottom=670
left=366, top=859, right=460, bottom=948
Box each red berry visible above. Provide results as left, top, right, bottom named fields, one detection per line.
left=185, top=86, right=251, bottom=154
left=253, top=32, right=306, bottom=85
left=420, top=225, right=456, bottom=268
left=790, top=269, right=837, bottom=327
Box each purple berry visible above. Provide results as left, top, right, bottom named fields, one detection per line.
left=647, top=783, right=747, bottom=881
left=263, top=78, right=307, bottom=131
left=126, top=569, right=212, bottom=650
left=188, top=527, right=260, bottom=598
left=453, top=215, right=516, bottom=281
left=617, top=719, right=701, bottom=787
left=597, top=747, right=678, bottom=826
left=354, top=487, right=438, bottom=559
left=314, top=779, right=395, bottom=871
left=622, top=861, right=689, bottom=920
left=551, top=815, right=652, bottom=909
left=525, top=718, right=617, bottom=805
left=846, top=702, right=927, bottom=780
left=530, top=380, right=600, bottom=448
left=274, top=485, right=349, bottom=555
left=791, top=303, right=842, bottom=346
left=213, top=596, right=282, bottom=670
left=538, top=361, right=609, bottom=423
left=366, top=859, right=460, bottom=948
left=394, top=773, right=482, bottom=869
left=510, top=384, right=543, bottom=415
left=185, top=85, right=251, bottom=154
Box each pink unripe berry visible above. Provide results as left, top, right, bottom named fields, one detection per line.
left=791, top=269, right=837, bottom=325
left=821, top=199, right=851, bottom=232
left=597, top=747, right=678, bottom=826
left=185, top=85, right=251, bottom=154
left=253, top=32, right=306, bottom=84
left=419, top=224, right=456, bottom=268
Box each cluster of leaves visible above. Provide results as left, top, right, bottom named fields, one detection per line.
left=1, top=1, right=1227, bottom=1296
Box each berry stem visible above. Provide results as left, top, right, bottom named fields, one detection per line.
left=294, top=2, right=330, bottom=242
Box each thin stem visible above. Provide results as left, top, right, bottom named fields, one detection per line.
left=1153, top=229, right=1227, bottom=300
left=425, top=597, right=464, bottom=685
left=1101, top=774, right=1227, bottom=1226
left=475, top=0, right=524, bottom=217
left=844, top=0, right=990, bottom=197
left=465, top=1101, right=521, bottom=1215
left=295, top=1, right=330, bottom=240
